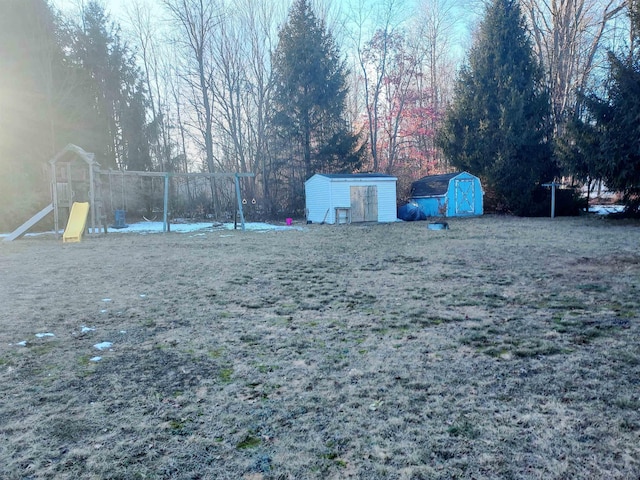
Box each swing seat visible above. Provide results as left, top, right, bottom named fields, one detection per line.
left=110, top=209, right=128, bottom=229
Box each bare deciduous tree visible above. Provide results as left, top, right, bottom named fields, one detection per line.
left=349, top=0, right=409, bottom=171
left=163, top=0, right=222, bottom=211
left=522, top=0, right=626, bottom=133
left=415, top=0, right=463, bottom=171
left=126, top=0, right=174, bottom=172
left=164, top=0, right=221, bottom=173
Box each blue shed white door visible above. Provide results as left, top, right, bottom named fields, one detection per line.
left=454, top=178, right=474, bottom=214
left=351, top=186, right=378, bottom=222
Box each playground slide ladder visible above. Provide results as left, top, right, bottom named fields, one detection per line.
left=3, top=204, right=54, bottom=242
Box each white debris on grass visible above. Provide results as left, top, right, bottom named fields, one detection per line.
left=90, top=356, right=102, bottom=362
left=139, top=294, right=147, bottom=298
left=93, top=342, right=113, bottom=350
left=120, top=330, right=127, bottom=334
left=81, top=326, right=96, bottom=333
left=100, top=309, right=108, bottom=313
left=35, top=333, right=55, bottom=338
left=16, top=341, right=27, bottom=346
left=102, top=298, right=112, bottom=302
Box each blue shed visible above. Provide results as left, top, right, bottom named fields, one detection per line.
left=410, top=172, right=483, bottom=217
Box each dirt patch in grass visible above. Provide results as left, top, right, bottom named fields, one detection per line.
left=1, top=216, right=639, bottom=479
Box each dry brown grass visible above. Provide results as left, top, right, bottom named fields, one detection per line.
left=1, top=215, right=639, bottom=479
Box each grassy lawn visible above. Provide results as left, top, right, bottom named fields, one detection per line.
left=1, top=215, right=639, bottom=479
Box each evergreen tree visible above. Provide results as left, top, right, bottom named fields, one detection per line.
left=68, top=2, right=151, bottom=171
left=0, top=1, right=151, bottom=230
left=0, top=0, right=74, bottom=229
left=577, top=5, right=640, bottom=213
left=555, top=106, right=604, bottom=207
left=271, top=0, right=362, bottom=211
left=437, top=0, right=556, bottom=215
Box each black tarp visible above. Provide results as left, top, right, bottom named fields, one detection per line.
left=398, top=203, right=427, bottom=221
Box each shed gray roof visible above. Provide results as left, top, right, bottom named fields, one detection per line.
left=411, top=172, right=460, bottom=197
left=317, top=173, right=395, bottom=179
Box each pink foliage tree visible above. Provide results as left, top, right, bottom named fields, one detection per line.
left=359, top=29, right=442, bottom=199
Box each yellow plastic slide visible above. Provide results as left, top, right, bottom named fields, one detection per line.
left=63, top=202, right=90, bottom=243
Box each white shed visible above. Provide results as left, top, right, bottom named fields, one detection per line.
left=305, top=173, right=398, bottom=224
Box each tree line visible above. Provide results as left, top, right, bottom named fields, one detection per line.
left=438, top=0, right=639, bottom=215
left=1, top=0, right=637, bottom=230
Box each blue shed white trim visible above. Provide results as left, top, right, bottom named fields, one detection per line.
left=410, top=171, right=483, bottom=217
left=305, top=173, right=398, bottom=224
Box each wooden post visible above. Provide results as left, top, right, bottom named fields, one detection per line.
left=163, top=173, right=170, bottom=232
left=234, top=174, right=246, bottom=231
left=89, top=163, right=96, bottom=234
left=66, top=163, right=73, bottom=211
left=51, top=163, right=59, bottom=238
left=542, top=181, right=558, bottom=218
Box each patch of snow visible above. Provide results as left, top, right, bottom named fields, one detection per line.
left=1, top=221, right=305, bottom=238
left=107, top=221, right=211, bottom=234
left=103, top=221, right=306, bottom=234
left=16, top=341, right=27, bottom=346
left=35, top=332, right=55, bottom=338
left=589, top=204, right=625, bottom=215
left=102, top=298, right=111, bottom=302
left=90, top=356, right=102, bottom=362
left=81, top=326, right=95, bottom=333
left=139, top=294, right=147, bottom=298
left=93, top=342, right=113, bottom=350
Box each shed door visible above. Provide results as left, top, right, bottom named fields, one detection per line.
left=350, top=186, right=378, bottom=222
left=454, top=179, right=474, bottom=214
